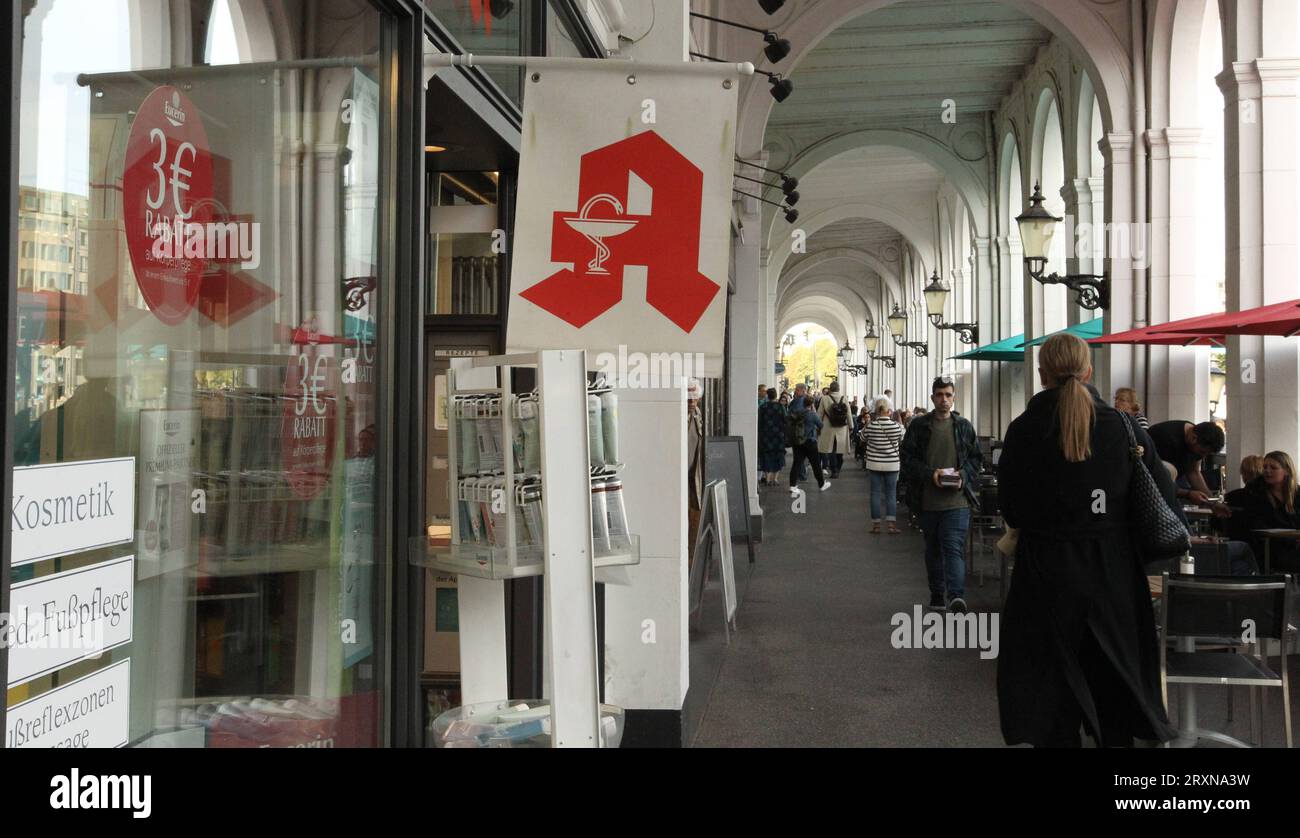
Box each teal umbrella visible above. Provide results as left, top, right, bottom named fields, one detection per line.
left=1018, top=317, right=1104, bottom=348
left=952, top=333, right=1026, bottom=362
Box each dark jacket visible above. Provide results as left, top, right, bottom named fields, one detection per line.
left=899, top=410, right=982, bottom=512
left=789, top=396, right=822, bottom=444
left=996, top=384, right=1177, bottom=747
left=1226, top=478, right=1300, bottom=571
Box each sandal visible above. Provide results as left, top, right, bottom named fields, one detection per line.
left=869, top=523, right=881, bottom=535
left=887, top=524, right=901, bottom=535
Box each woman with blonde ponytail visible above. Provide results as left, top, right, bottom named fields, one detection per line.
left=997, top=333, right=1178, bottom=748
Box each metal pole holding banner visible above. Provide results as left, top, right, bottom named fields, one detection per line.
left=423, top=51, right=755, bottom=78
left=76, top=53, right=754, bottom=88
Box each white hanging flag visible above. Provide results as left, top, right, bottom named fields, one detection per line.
left=506, top=62, right=740, bottom=378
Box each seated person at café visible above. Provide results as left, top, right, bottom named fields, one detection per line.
left=1225, top=451, right=1300, bottom=572
left=1146, top=419, right=1226, bottom=509
left=1236, top=454, right=1264, bottom=487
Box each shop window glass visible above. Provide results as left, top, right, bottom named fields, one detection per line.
left=424, top=0, right=525, bottom=105
left=426, top=171, right=501, bottom=315
left=10, top=0, right=391, bottom=749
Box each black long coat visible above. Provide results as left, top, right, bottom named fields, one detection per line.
left=997, top=385, right=1178, bottom=746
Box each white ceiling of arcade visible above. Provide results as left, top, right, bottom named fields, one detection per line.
left=764, top=0, right=1054, bottom=138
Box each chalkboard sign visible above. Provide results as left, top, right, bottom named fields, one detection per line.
left=705, top=436, right=756, bottom=564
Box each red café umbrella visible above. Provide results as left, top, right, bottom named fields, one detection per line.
left=1149, top=298, right=1300, bottom=338
left=1088, top=324, right=1225, bottom=347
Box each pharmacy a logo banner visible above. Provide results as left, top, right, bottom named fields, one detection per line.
left=506, top=64, right=739, bottom=378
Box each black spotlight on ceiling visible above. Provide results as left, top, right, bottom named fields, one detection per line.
left=733, top=189, right=798, bottom=223
left=691, top=52, right=794, bottom=102
left=736, top=158, right=798, bottom=192
left=488, top=0, right=514, bottom=18
left=759, top=0, right=786, bottom=13
left=689, top=13, right=791, bottom=64
left=732, top=171, right=799, bottom=205
left=759, top=70, right=794, bottom=102
left=762, top=32, right=792, bottom=63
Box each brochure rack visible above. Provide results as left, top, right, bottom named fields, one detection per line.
left=412, top=349, right=638, bottom=746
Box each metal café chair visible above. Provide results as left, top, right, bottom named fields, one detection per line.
left=1159, top=573, right=1293, bottom=748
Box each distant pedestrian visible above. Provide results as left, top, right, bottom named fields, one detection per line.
left=817, top=381, right=852, bottom=478
left=757, top=388, right=787, bottom=486
left=788, top=387, right=830, bottom=495
left=865, top=397, right=904, bottom=534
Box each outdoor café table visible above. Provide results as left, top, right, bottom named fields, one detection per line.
left=1251, top=528, right=1300, bottom=574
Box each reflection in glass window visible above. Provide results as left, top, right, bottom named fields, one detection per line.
left=11, top=0, right=390, bottom=749
left=427, top=172, right=501, bottom=315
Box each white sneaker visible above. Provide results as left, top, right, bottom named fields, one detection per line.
left=789, top=487, right=800, bottom=497
left=820, top=481, right=832, bottom=492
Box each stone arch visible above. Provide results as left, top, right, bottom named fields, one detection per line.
left=761, top=129, right=991, bottom=252
left=1073, top=71, right=1106, bottom=178
left=778, top=305, right=854, bottom=350
left=777, top=279, right=876, bottom=328
left=998, top=131, right=1025, bottom=238
left=221, top=0, right=284, bottom=61
left=766, top=202, right=935, bottom=290
left=779, top=247, right=901, bottom=306
left=736, top=0, right=1132, bottom=159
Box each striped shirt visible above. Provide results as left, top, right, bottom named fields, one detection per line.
left=863, top=417, right=904, bottom=472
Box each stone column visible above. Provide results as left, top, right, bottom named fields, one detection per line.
left=1099, top=132, right=1137, bottom=399
left=973, top=236, right=995, bottom=435
left=1062, top=177, right=1093, bottom=327
left=729, top=204, right=764, bottom=532
left=1219, top=47, right=1300, bottom=481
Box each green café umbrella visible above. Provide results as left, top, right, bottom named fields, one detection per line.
left=1018, top=317, right=1104, bottom=348
left=952, top=333, right=1026, bottom=362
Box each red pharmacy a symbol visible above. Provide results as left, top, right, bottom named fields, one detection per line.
left=520, top=131, right=721, bottom=332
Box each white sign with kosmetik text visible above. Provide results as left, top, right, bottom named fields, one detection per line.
left=12, top=457, right=135, bottom=566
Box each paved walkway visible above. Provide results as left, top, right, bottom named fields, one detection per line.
left=690, top=462, right=1298, bottom=747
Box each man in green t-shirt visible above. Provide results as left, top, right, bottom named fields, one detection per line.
left=900, top=376, right=982, bottom=613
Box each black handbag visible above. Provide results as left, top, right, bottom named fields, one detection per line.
left=1115, top=407, right=1190, bottom=558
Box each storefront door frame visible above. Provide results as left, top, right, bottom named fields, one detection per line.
left=1, top=0, right=20, bottom=739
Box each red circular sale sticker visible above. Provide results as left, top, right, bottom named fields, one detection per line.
left=122, top=86, right=215, bottom=325
left=282, top=345, right=337, bottom=499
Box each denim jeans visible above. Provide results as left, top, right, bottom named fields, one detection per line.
left=920, top=507, right=970, bottom=599
left=868, top=470, right=898, bottom=521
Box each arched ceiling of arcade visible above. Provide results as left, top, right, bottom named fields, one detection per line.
left=725, top=0, right=1131, bottom=159
left=718, top=0, right=1134, bottom=284
left=764, top=146, right=945, bottom=289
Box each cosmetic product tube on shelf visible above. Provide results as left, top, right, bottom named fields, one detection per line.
left=458, top=402, right=479, bottom=474
left=519, top=398, right=541, bottom=473
left=487, top=478, right=510, bottom=549
left=510, top=399, right=526, bottom=474
left=521, top=485, right=545, bottom=549
left=600, top=391, right=619, bottom=465
left=486, top=399, right=507, bottom=473
left=604, top=477, right=631, bottom=553
left=463, top=480, right=484, bottom=544
left=587, top=394, right=605, bottom=466
left=478, top=481, right=497, bottom=546
left=591, top=479, right=611, bottom=556
left=476, top=403, right=500, bottom=473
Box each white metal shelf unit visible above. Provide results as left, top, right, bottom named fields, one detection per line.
left=438, top=350, right=608, bottom=746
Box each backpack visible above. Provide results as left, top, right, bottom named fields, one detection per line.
left=827, top=398, right=849, bottom=427
left=785, top=410, right=805, bottom=448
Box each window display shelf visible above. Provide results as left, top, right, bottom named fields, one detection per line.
left=189, top=543, right=375, bottom=578
left=411, top=534, right=639, bottom=581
